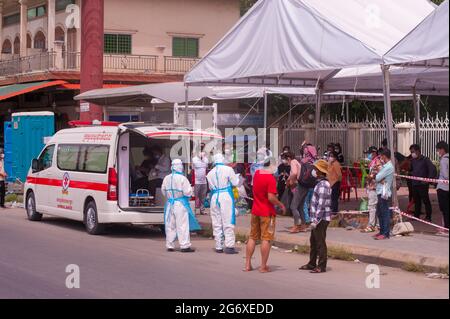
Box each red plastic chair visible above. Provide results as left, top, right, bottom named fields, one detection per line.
left=353, top=162, right=363, bottom=187
left=340, top=168, right=358, bottom=202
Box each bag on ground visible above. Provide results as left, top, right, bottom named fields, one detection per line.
left=392, top=221, right=414, bottom=236
left=359, top=198, right=368, bottom=212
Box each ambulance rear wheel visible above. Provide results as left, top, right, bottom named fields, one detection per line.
left=84, top=201, right=105, bottom=235
left=26, top=192, right=42, bottom=222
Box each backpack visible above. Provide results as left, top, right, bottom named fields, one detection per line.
left=298, top=163, right=317, bottom=188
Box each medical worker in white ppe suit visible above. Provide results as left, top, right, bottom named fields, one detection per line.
left=162, top=159, right=201, bottom=253
left=206, top=154, right=240, bottom=254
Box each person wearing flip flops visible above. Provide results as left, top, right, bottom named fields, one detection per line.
left=373, top=149, right=395, bottom=240
left=361, top=146, right=382, bottom=233
left=245, top=156, right=286, bottom=273
left=299, top=160, right=332, bottom=274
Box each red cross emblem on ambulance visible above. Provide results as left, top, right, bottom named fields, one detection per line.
left=62, top=172, right=71, bottom=194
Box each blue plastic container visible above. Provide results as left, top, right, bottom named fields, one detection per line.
left=3, top=121, right=13, bottom=182
left=8, top=112, right=55, bottom=183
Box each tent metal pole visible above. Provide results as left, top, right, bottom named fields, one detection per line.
left=346, top=100, right=350, bottom=124
left=184, top=85, right=189, bottom=127
left=381, top=64, right=399, bottom=209
left=314, top=86, right=323, bottom=145
left=412, top=87, right=420, bottom=144
left=263, top=89, right=268, bottom=145
left=288, top=97, right=293, bottom=148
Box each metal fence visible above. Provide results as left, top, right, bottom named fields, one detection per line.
left=164, top=56, right=199, bottom=74
left=62, top=52, right=158, bottom=73
left=1, top=52, right=193, bottom=76
left=282, top=121, right=307, bottom=151
left=360, top=117, right=398, bottom=154
left=414, top=114, right=449, bottom=162
left=282, top=114, right=449, bottom=162
left=317, top=119, right=348, bottom=158
left=0, top=53, right=56, bottom=76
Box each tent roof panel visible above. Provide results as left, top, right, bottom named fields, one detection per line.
left=185, top=0, right=435, bottom=86
left=384, top=0, right=449, bottom=66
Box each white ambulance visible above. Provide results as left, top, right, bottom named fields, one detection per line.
left=24, top=121, right=221, bottom=235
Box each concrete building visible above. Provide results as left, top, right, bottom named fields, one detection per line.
left=0, top=0, right=242, bottom=130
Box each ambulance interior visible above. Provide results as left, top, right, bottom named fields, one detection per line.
left=117, top=130, right=192, bottom=211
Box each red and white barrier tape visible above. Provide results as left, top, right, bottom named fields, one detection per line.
left=338, top=208, right=449, bottom=232
left=337, top=210, right=370, bottom=215
left=392, top=207, right=449, bottom=232
left=396, top=174, right=449, bottom=185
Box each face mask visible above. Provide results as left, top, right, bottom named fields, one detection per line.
left=282, top=159, right=288, bottom=165
left=172, top=164, right=183, bottom=173
left=367, top=154, right=373, bottom=161
left=411, top=153, right=418, bottom=159
left=256, top=154, right=265, bottom=162
left=329, top=157, right=336, bottom=163
left=311, top=170, right=318, bottom=178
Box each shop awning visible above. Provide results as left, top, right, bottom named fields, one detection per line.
left=0, top=80, right=67, bottom=102
left=75, top=82, right=214, bottom=106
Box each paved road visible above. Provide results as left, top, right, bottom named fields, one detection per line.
left=0, top=208, right=448, bottom=299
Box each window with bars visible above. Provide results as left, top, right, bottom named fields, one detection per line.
left=28, top=5, right=46, bottom=19
left=104, top=34, right=132, bottom=54
left=56, top=0, right=76, bottom=11
left=3, top=13, right=20, bottom=26
left=172, top=37, right=199, bottom=58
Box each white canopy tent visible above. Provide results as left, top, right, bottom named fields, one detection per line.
left=150, top=85, right=414, bottom=129
left=185, top=0, right=435, bottom=87
left=184, top=0, right=436, bottom=138
left=75, top=81, right=214, bottom=105
left=384, top=0, right=449, bottom=68
left=382, top=0, right=449, bottom=143
left=184, top=0, right=442, bottom=206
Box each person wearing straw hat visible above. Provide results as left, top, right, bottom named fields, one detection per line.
left=299, top=159, right=332, bottom=274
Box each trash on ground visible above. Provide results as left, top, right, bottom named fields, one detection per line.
left=426, top=273, right=449, bottom=279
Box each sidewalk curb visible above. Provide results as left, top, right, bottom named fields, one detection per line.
left=199, top=221, right=449, bottom=273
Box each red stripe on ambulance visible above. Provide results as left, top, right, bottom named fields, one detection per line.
left=26, top=177, right=108, bottom=192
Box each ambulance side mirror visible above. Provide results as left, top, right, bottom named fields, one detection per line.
left=31, top=159, right=40, bottom=173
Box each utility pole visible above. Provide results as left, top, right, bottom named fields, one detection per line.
left=79, top=0, right=104, bottom=121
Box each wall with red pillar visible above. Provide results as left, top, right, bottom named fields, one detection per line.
left=79, top=0, right=104, bottom=121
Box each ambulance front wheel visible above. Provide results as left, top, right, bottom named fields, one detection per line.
left=26, top=192, right=42, bottom=222
left=84, top=200, right=105, bottom=235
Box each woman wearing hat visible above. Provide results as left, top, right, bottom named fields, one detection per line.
left=299, top=160, right=332, bottom=274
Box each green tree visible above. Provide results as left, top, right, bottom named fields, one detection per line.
left=240, top=0, right=258, bottom=15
